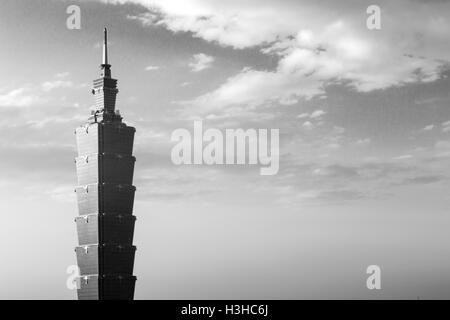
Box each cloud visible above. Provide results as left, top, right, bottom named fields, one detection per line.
left=296, top=113, right=309, bottom=119
left=189, top=25, right=443, bottom=113
left=442, top=120, right=450, bottom=133
left=189, top=53, right=215, bottom=72
left=41, top=80, right=73, bottom=92
left=122, top=0, right=450, bottom=112
left=312, top=164, right=359, bottom=179
left=145, top=65, right=160, bottom=71
left=184, top=67, right=324, bottom=115
left=0, top=88, right=41, bottom=107
left=302, top=121, right=314, bottom=130
left=25, top=114, right=86, bottom=128
left=55, top=71, right=70, bottom=79
left=393, top=154, right=413, bottom=160
left=422, top=124, right=435, bottom=131
left=356, top=138, right=371, bottom=146
left=46, top=185, right=76, bottom=203
left=398, top=175, right=445, bottom=185
left=296, top=110, right=327, bottom=121
left=55, top=72, right=70, bottom=79
left=310, top=110, right=326, bottom=119
left=40, top=72, right=76, bottom=92
left=263, top=152, right=450, bottom=206
left=0, top=73, right=79, bottom=108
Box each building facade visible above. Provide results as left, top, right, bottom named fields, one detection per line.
left=73, top=29, right=137, bottom=300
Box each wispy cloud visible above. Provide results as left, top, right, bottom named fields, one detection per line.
left=145, top=65, right=160, bottom=71
left=356, top=138, right=371, bottom=147
left=0, top=88, right=41, bottom=107
left=393, top=154, right=413, bottom=161
left=442, top=120, right=450, bottom=133
left=302, top=121, right=314, bottom=130
left=189, top=53, right=214, bottom=72
left=310, top=110, right=326, bottom=119
left=41, top=80, right=73, bottom=92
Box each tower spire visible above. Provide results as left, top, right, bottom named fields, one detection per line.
left=102, top=27, right=108, bottom=65
left=101, top=27, right=111, bottom=78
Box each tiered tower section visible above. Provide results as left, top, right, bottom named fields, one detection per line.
left=74, top=28, right=137, bottom=300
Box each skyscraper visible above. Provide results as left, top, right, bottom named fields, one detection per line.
left=73, top=28, right=137, bottom=300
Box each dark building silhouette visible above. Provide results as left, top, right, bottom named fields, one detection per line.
left=74, top=28, right=137, bottom=300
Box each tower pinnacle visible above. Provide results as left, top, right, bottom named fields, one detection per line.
left=102, top=28, right=108, bottom=65
left=91, top=28, right=119, bottom=121
left=101, top=28, right=111, bottom=78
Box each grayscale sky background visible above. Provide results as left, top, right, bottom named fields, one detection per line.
left=0, top=0, right=449, bottom=299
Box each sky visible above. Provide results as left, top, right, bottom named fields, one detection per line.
left=0, top=0, right=449, bottom=299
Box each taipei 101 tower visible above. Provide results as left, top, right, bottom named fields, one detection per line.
left=73, top=28, right=137, bottom=300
